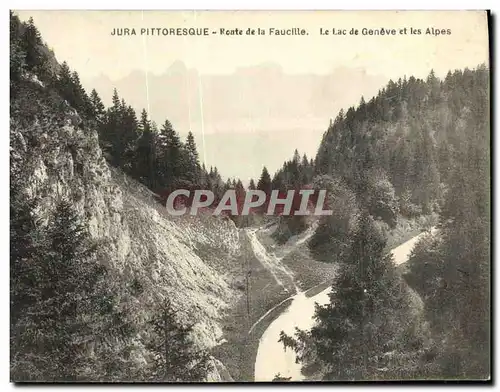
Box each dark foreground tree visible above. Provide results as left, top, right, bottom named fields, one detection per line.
left=280, top=213, right=425, bottom=380
left=145, top=299, right=212, bottom=382
left=10, top=200, right=129, bottom=381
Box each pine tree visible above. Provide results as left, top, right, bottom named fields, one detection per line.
left=257, top=166, right=272, bottom=195
left=248, top=179, right=256, bottom=190
left=121, top=105, right=140, bottom=171
left=11, top=201, right=123, bottom=381
left=235, top=179, right=246, bottom=216
left=101, top=91, right=140, bottom=172
left=157, top=119, right=183, bottom=190
left=358, top=96, right=368, bottom=119
left=281, top=213, right=421, bottom=380
left=271, top=171, right=285, bottom=192
left=10, top=174, right=40, bottom=327
left=289, top=149, right=302, bottom=188
left=209, top=166, right=224, bottom=202
left=70, top=70, right=92, bottom=117
left=301, top=153, right=313, bottom=184
left=301, top=154, right=309, bottom=167
left=419, top=125, right=441, bottom=213
left=145, top=300, right=212, bottom=382
left=199, top=163, right=209, bottom=189
left=111, top=88, right=120, bottom=110
left=89, top=89, right=106, bottom=124
left=55, top=61, right=74, bottom=105
left=182, top=131, right=201, bottom=187
left=406, top=103, right=490, bottom=377
left=100, top=87, right=121, bottom=156
left=21, top=17, right=45, bottom=74
left=10, top=12, right=26, bottom=82
left=427, top=69, right=441, bottom=105
left=134, top=109, right=157, bottom=188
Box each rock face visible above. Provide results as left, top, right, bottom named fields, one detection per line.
left=206, top=357, right=234, bottom=382
left=10, top=78, right=242, bottom=380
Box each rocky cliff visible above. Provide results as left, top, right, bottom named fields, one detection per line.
left=11, top=73, right=240, bottom=380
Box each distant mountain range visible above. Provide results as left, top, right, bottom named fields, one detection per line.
left=82, top=62, right=387, bottom=180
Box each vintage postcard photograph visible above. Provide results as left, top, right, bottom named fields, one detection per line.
left=9, top=10, right=490, bottom=383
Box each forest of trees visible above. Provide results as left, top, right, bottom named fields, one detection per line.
left=278, top=65, right=490, bottom=379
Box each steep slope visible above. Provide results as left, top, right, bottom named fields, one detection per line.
left=11, top=74, right=241, bottom=380
left=314, top=66, right=489, bottom=218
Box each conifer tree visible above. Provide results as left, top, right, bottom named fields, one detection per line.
left=21, top=17, right=45, bottom=74
left=405, top=96, right=490, bottom=377
left=301, top=153, right=313, bottom=184
left=234, top=179, right=246, bottom=214
left=281, top=213, right=421, bottom=380
left=257, top=166, right=272, bottom=195
left=182, top=131, right=201, bottom=187
left=135, top=109, right=157, bottom=188
left=120, top=105, right=140, bottom=170
left=101, top=90, right=140, bottom=171
left=11, top=201, right=124, bottom=381
left=248, top=178, right=256, bottom=190
left=209, top=166, right=224, bottom=201
left=90, top=89, right=106, bottom=124
left=70, top=70, right=92, bottom=116
left=111, top=88, right=120, bottom=110
left=271, top=171, right=285, bottom=192
left=55, top=61, right=74, bottom=104
left=10, top=12, right=26, bottom=82
left=145, top=300, right=212, bottom=382
left=199, top=163, right=209, bottom=189
left=157, top=119, right=182, bottom=190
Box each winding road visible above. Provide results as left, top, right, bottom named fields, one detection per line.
left=252, top=228, right=434, bottom=381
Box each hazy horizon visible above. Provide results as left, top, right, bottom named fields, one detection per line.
left=15, top=10, right=489, bottom=181
left=79, top=62, right=390, bottom=181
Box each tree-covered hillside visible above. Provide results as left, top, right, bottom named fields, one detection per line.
left=270, top=65, right=488, bottom=256
left=315, top=66, right=488, bottom=216
left=276, top=65, right=490, bottom=380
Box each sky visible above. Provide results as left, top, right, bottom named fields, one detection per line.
left=15, top=10, right=489, bottom=181
left=17, top=10, right=488, bottom=80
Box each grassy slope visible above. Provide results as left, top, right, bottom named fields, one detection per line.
left=263, top=235, right=338, bottom=291
left=213, top=223, right=337, bottom=381
left=212, top=231, right=292, bottom=381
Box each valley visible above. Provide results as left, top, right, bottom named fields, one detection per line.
left=212, top=217, right=431, bottom=381
left=9, top=10, right=490, bottom=383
